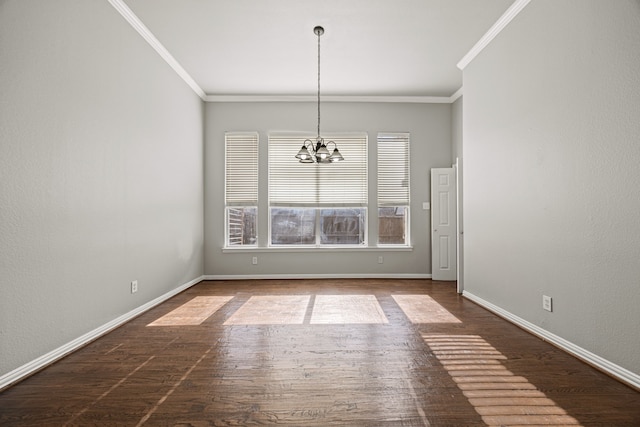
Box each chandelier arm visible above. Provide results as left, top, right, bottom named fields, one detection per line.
left=304, top=139, right=314, bottom=153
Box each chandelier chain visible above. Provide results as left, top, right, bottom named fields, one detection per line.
left=317, top=29, right=321, bottom=139
left=294, top=26, right=343, bottom=164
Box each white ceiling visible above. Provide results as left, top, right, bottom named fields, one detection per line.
left=122, top=0, right=514, bottom=98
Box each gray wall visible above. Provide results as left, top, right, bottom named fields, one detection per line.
left=0, top=1, right=204, bottom=377
left=205, top=102, right=452, bottom=276
left=463, top=0, right=640, bottom=375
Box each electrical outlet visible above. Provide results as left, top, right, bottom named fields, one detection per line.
left=543, top=295, right=552, bottom=312
left=252, top=256, right=258, bottom=265
left=131, top=280, right=138, bottom=294
left=378, top=256, right=384, bottom=264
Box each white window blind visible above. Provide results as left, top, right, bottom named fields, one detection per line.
left=268, top=133, right=368, bottom=207
left=225, top=132, right=258, bottom=206
left=377, top=132, right=410, bottom=206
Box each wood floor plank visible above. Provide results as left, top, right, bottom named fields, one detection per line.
left=224, top=295, right=310, bottom=325
left=148, top=296, right=233, bottom=326
left=0, top=279, right=638, bottom=426
left=310, top=295, right=389, bottom=324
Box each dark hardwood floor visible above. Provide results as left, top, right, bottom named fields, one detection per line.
left=0, top=279, right=638, bottom=426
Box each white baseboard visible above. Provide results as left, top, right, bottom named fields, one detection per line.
left=463, top=290, right=640, bottom=391
left=0, top=275, right=204, bottom=391
left=203, top=273, right=432, bottom=280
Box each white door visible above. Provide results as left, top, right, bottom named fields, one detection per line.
left=431, top=168, right=457, bottom=281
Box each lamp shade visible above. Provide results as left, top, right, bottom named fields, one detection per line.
left=330, top=148, right=344, bottom=162
left=295, top=145, right=311, bottom=160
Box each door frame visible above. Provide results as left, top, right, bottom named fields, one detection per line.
left=455, top=158, right=463, bottom=294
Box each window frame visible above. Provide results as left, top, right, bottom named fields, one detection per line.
left=267, top=132, right=368, bottom=248
left=268, top=206, right=368, bottom=248
left=377, top=132, right=411, bottom=247
left=224, top=132, right=259, bottom=248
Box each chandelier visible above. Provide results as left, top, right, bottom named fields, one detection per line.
left=295, top=26, right=344, bottom=164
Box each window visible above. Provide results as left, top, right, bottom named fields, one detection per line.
left=270, top=208, right=316, bottom=245
left=225, top=132, right=258, bottom=246
left=377, top=132, right=410, bottom=245
left=268, top=133, right=368, bottom=246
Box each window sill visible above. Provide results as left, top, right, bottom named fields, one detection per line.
left=222, top=246, right=413, bottom=254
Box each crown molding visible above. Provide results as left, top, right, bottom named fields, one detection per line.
left=109, top=0, right=463, bottom=104
left=107, top=0, right=206, bottom=100
left=205, top=94, right=455, bottom=104
left=449, top=87, right=463, bottom=102
left=457, top=0, right=531, bottom=70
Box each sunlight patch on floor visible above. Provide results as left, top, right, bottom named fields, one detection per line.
left=422, top=334, right=582, bottom=426
left=392, top=294, right=461, bottom=323
left=310, top=295, right=388, bottom=324
left=147, top=296, right=233, bottom=326
left=224, top=295, right=310, bottom=325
